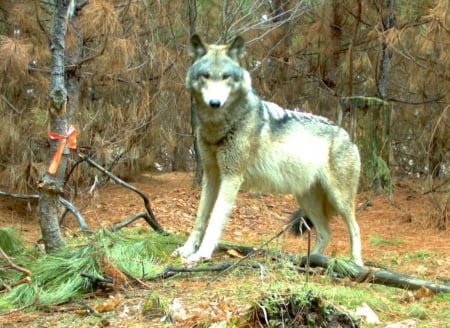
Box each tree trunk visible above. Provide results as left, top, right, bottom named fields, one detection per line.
left=372, top=0, right=395, bottom=193
left=376, top=0, right=395, bottom=100
left=378, top=0, right=395, bottom=172
left=38, top=0, right=73, bottom=253
left=323, top=0, right=343, bottom=98
left=187, top=0, right=202, bottom=185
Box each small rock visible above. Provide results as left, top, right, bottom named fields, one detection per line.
left=355, top=302, right=380, bottom=324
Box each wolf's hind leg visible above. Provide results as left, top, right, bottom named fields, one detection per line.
left=337, top=204, right=362, bottom=266
left=322, top=184, right=363, bottom=265
left=296, top=189, right=331, bottom=256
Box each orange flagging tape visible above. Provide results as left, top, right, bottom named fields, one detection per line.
left=47, top=125, right=77, bottom=175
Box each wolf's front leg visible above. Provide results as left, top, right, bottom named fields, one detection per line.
left=172, top=170, right=220, bottom=258
left=185, top=175, right=242, bottom=265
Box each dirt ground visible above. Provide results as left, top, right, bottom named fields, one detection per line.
left=0, top=172, right=449, bottom=327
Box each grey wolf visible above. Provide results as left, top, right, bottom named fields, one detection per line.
left=173, top=35, right=363, bottom=266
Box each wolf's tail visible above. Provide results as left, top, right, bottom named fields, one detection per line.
left=289, top=210, right=314, bottom=235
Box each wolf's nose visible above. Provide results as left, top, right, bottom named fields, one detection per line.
left=209, top=99, right=221, bottom=108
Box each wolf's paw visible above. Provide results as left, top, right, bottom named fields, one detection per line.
left=351, top=257, right=364, bottom=267
left=171, top=244, right=195, bottom=258
left=182, top=252, right=211, bottom=266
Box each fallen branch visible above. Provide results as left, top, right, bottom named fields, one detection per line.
left=0, top=247, right=31, bottom=276
left=0, top=246, right=31, bottom=292
left=297, top=254, right=450, bottom=293
left=149, top=263, right=233, bottom=280
left=110, top=212, right=158, bottom=232
left=79, top=153, right=166, bottom=234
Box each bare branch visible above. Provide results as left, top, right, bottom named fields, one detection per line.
left=0, top=246, right=31, bottom=279
left=58, top=197, right=91, bottom=233
left=79, top=152, right=166, bottom=234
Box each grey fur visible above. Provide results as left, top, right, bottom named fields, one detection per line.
left=174, top=35, right=363, bottom=266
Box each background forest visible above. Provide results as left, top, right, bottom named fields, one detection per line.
left=0, top=0, right=448, bottom=228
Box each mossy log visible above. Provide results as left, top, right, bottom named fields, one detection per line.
left=299, top=254, right=450, bottom=293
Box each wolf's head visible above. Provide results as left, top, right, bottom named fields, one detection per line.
left=186, top=35, right=252, bottom=109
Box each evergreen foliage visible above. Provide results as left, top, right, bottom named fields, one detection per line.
left=0, top=0, right=448, bottom=193
left=0, top=228, right=179, bottom=311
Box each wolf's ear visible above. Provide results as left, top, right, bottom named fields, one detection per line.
left=190, top=34, right=207, bottom=59
left=227, top=36, right=245, bottom=61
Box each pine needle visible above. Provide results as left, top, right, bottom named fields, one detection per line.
left=0, top=229, right=179, bottom=312
left=326, top=258, right=359, bottom=278
left=0, top=227, right=24, bottom=256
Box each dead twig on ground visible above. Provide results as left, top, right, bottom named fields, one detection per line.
left=79, top=153, right=166, bottom=234
left=150, top=263, right=233, bottom=280
left=0, top=247, right=31, bottom=276
left=0, top=246, right=31, bottom=292
left=110, top=212, right=157, bottom=232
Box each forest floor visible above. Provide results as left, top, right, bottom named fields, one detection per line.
left=0, top=172, right=449, bottom=327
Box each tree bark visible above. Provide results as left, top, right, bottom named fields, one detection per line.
left=376, top=0, right=395, bottom=100
left=187, top=0, right=202, bottom=185
left=299, top=254, right=450, bottom=293
left=38, top=0, right=72, bottom=253
left=371, top=0, right=395, bottom=193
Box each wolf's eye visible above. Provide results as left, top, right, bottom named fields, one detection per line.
left=201, top=73, right=210, bottom=79
left=222, top=74, right=231, bottom=80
